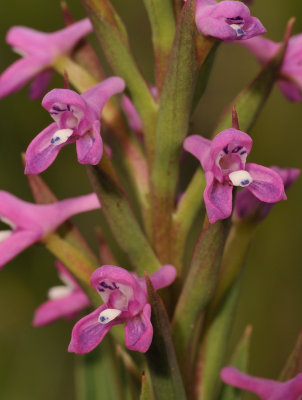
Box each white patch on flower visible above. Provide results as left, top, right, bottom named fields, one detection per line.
left=48, top=285, right=73, bottom=300
left=50, top=129, right=73, bottom=146
left=229, top=24, right=245, bottom=37
left=98, top=308, right=121, bottom=324
left=0, top=230, right=12, bottom=243
left=13, top=47, right=28, bottom=57
left=229, top=170, right=253, bottom=187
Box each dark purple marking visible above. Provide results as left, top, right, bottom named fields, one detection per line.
left=227, top=16, right=244, bottom=22
left=50, top=112, right=59, bottom=116
left=52, top=106, right=67, bottom=112
left=67, top=104, right=71, bottom=111
left=99, top=281, right=119, bottom=291
left=223, top=146, right=229, bottom=154
left=232, top=146, right=243, bottom=153
left=240, top=150, right=247, bottom=155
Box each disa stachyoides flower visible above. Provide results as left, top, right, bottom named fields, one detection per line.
left=33, top=261, right=90, bottom=326
left=240, top=35, right=302, bottom=101
left=221, top=366, right=302, bottom=399
left=184, top=129, right=286, bottom=224
left=194, top=0, right=266, bottom=41
left=0, top=191, right=100, bottom=268
left=25, top=77, right=125, bottom=174
left=234, top=166, right=300, bottom=221
left=0, top=18, right=93, bottom=99
left=68, top=264, right=176, bottom=354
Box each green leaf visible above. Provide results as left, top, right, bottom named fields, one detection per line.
left=151, top=0, right=200, bottom=261
left=219, top=325, right=253, bottom=400
left=86, top=162, right=161, bottom=274
left=75, top=335, right=124, bottom=400
left=145, top=275, right=187, bottom=400
left=142, top=0, right=175, bottom=90
left=197, top=279, right=241, bottom=400
left=279, top=330, right=302, bottom=381
left=82, top=0, right=157, bottom=164
left=172, top=220, right=229, bottom=389
left=213, top=19, right=293, bottom=135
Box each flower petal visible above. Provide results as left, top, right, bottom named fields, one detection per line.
left=29, top=68, right=53, bottom=100
left=183, top=135, right=211, bottom=169
left=121, top=95, right=143, bottom=133
left=25, top=122, right=70, bottom=174
left=6, top=26, right=49, bottom=55
left=0, top=230, right=41, bottom=269
left=220, top=367, right=279, bottom=399
left=33, top=290, right=90, bottom=326
left=0, top=56, right=48, bottom=99
left=204, top=171, right=233, bottom=223
left=90, top=265, right=145, bottom=315
left=124, top=303, right=153, bottom=353
left=148, top=265, right=177, bottom=291
left=82, top=77, right=125, bottom=117
left=246, top=163, right=286, bottom=202
left=42, top=88, right=87, bottom=115
left=76, top=120, right=103, bottom=165
left=68, top=304, right=121, bottom=354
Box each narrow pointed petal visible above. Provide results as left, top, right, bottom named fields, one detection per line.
left=68, top=304, right=121, bottom=353
left=0, top=230, right=41, bottom=269
left=29, top=68, right=53, bottom=100
left=82, top=77, right=125, bottom=117
left=48, top=18, right=93, bottom=55
left=271, top=167, right=300, bottom=190
left=76, top=120, right=103, bottom=165
left=183, top=135, right=211, bottom=169
left=25, top=122, right=69, bottom=174
left=277, top=81, right=302, bottom=102
left=6, top=26, right=49, bottom=55
left=33, top=290, right=90, bottom=326
left=0, top=56, right=47, bottom=98
left=148, top=265, right=177, bottom=291
left=240, top=36, right=279, bottom=65
left=124, top=303, right=153, bottom=353
left=204, top=171, right=233, bottom=223
left=246, top=163, right=286, bottom=202
left=221, top=367, right=281, bottom=399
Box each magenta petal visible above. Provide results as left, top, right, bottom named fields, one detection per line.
left=277, top=80, right=302, bottom=102
left=25, top=122, right=66, bottom=174
left=148, top=265, right=177, bottom=291
left=33, top=290, right=90, bottom=326
left=204, top=171, right=233, bottom=223
left=6, top=26, right=48, bottom=55
left=82, top=77, right=126, bottom=117
left=210, top=129, right=252, bottom=163
left=221, top=367, right=278, bottom=399
left=246, top=163, right=286, bottom=203
left=68, top=304, right=120, bottom=354
left=270, top=167, right=300, bottom=190
left=124, top=304, right=153, bottom=353
left=29, top=68, right=53, bottom=100
left=76, top=120, right=103, bottom=165
left=42, top=89, right=87, bottom=114
left=183, top=135, right=211, bottom=169
left=121, top=95, right=143, bottom=133
left=0, top=56, right=47, bottom=99
left=0, top=230, right=41, bottom=269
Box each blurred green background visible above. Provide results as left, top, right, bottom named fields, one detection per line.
left=0, top=0, right=301, bottom=399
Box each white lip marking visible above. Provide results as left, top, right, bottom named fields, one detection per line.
left=0, top=230, right=12, bottom=243
left=229, top=170, right=253, bottom=187
left=50, top=129, right=73, bottom=146
left=99, top=309, right=122, bottom=324
left=48, top=285, right=73, bottom=300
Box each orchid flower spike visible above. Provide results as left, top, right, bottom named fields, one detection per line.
left=221, top=366, right=302, bottom=399
left=0, top=18, right=93, bottom=99
left=68, top=264, right=177, bottom=354
left=195, top=0, right=266, bottom=41
left=184, top=130, right=286, bottom=224
left=234, top=166, right=300, bottom=221
left=0, top=191, right=100, bottom=268
left=24, top=77, right=125, bottom=174
left=240, top=34, right=302, bottom=101
left=33, top=261, right=90, bottom=326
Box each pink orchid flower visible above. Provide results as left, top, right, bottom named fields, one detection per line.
left=221, top=366, right=302, bottom=399
left=0, top=18, right=93, bottom=100
left=240, top=34, right=302, bottom=101
left=24, top=77, right=125, bottom=174
left=184, top=129, right=286, bottom=223
left=195, top=0, right=266, bottom=41
left=0, top=191, right=100, bottom=268
left=33, top=261, right=90, bottom=326
left=234, top=166, right=300, bottom=220
left=68, top=264, right=176, bottom=354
